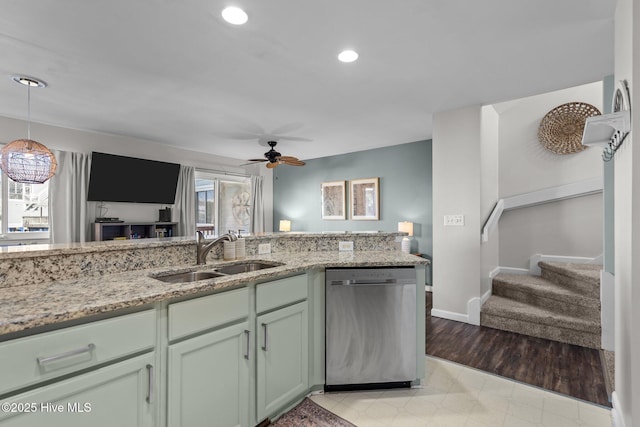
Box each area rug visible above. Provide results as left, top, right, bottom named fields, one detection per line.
left=272, top=398, right=356, bottom=427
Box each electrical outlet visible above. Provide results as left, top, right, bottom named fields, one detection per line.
left=258, top=243, right=271, bottom=255
left=444, top=214, right=465, bottom=226
left=338, top=241, right=354, bottom=251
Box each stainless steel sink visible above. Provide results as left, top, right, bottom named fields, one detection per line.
left=215, top=262, right=281, bottom=275
left=154, top=271, right=225, bottom=283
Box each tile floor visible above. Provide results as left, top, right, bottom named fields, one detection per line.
left=310, top=356, right=612, bottom=427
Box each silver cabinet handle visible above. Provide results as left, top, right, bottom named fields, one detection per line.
left=37, top=343, right=96, bottom=365
left=261, top=323, right=268, bottom=351
left=244, top=330, right=251, bottom=360
left=146, top=364, right=154, bottom=404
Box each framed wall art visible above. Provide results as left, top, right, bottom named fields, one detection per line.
left=350, top=177, right=379, bottom=220
left=321, top=181, right=346, bottom=220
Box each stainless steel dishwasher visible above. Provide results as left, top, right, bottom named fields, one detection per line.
left=325, top=267, right=417, bottom=391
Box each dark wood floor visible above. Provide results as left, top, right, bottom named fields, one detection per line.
left=425, top=292, right=610, bottom=407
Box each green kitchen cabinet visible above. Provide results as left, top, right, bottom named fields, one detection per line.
left=167, top=322, right=250, bottom=427
left=0, top=353, right=155, bottom=427
left=256, top=300, right=308, bottom=422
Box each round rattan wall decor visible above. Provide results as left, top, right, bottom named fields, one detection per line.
left=538, top=102, right=601, bottom=155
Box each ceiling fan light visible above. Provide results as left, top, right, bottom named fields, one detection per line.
left=0, top=139, right=57, bottom=184
left=222, top=6, right=248, bottom=25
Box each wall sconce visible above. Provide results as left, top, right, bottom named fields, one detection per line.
left=398, top=221, right=413, bottom=253
left=279, top=220, right=291, bottom=232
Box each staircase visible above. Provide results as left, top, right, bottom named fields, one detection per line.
left=481, top=261, right=602, bottom=349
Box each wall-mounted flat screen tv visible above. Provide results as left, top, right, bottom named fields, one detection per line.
left=87, top=152, right=181, bottom=204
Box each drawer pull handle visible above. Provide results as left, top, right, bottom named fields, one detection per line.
left=244, top=330, right=251, bottom=360
left=37, top=343, right=96, bottom=365
left=261, top=323, right=268, bottom=351
left=146, top=364, right=154, bottom=404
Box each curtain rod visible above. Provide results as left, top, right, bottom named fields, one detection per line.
left=194, top=166, right=251, bottom=178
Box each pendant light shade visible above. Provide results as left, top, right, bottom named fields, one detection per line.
left=0, top=139, right=57, bottom=183
left=0, top=76, right=57, bottom=184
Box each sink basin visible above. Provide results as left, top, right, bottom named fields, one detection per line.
left=215, top=262, right=281, bottom=275
left=154, top=271, right=225, bottom=283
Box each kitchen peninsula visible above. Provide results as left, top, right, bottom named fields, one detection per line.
left=0, top=232, right=427, bottom=427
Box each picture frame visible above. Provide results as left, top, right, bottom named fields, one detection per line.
left=321, top=181, right=346, bottom=220
left=350, top=177, right=379, bottom=220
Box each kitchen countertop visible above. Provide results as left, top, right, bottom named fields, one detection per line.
left=0, top=250, right=427, bottom=337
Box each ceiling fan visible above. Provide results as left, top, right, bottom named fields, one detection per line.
left=246, top=141, right=305, bottom=168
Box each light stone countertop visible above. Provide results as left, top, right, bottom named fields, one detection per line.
left=0, top=250, right=428, bottom=337
left=0, top=231, right=400, bottom=259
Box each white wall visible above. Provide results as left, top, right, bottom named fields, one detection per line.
left=495, top=82, right=603, bottom=196
left=493, top=82, right=604, bottom=267
left=498, top=195, right=603, bottom=268
left=0, top=116, right=274, bottom=231
left=612, top=0, right=639, bottom=425
left=480, top=105, right=499, bottom=296
left=432, top=106, right=482, bottom=322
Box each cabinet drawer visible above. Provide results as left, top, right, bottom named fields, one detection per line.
left=169, top=287, right=249, bottom=341
left=0, top=309, right=156, bottom=396
left=256, top=274, right=307, bottom=314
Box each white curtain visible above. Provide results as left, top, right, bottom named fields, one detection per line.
left=175, top=165, right=196, bottom=237
left=49, top=150, right=92, bottom=244
left=250, top=175, right=264, bottom=233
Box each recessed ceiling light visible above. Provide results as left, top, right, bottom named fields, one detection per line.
left=222, top=6, right=248, bottom=25
left=338, top=50, right=359, bottom=63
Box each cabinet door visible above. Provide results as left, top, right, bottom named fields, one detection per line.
left=256, top=301, right=308, bottom=422
left=0, top=353, right=154, bottom=427
left=168, top=322, right=250, bottom=427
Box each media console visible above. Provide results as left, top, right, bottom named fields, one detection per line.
left=92, top=221, right=178, bottom=241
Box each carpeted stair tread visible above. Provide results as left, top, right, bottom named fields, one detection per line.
left=493, top=273, right=600, bottom=308
left=482, top=295, right=600, bottom=333
left=538, top=261, right=601, bottom=286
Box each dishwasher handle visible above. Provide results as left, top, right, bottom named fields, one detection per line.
left=330, top=278, right=400, bottom=286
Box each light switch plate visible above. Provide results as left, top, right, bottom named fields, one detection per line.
left=444, top=214, right=465, bottom=226
left=258, top=243, right=271, bottom=255
left=338, top=241, right=354, bottom=251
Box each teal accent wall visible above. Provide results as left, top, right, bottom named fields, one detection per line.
left=273, top=139, right=432, bottom=268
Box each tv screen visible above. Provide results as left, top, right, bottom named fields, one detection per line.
left=87, top=152, right=180, bottom=204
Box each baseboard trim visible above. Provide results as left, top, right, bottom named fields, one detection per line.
left=431, top=309, right=468, bottom=324
left=466, top=290, right=492, bottom=327
left=611, top=391, right=625, bottom=427
left=481, top=289, right=491, bottom=304
left=528, top=253, right=603, bottom=275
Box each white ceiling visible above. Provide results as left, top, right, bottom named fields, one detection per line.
left=0, top=0, right=615, bottom=163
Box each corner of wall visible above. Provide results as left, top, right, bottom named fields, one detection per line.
left=611, top=391, right=625, bottom=427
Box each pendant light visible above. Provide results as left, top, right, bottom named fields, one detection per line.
left=0, top=76, right=57, bottom=184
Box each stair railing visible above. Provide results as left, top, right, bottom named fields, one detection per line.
left=481, top=177, right=603, bottom=242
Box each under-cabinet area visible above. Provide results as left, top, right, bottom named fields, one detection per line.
left=0, top=238, right=427, bottom=427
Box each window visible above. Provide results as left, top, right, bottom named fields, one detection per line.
left=195, top=171, right=251, bottom=236
left=0, top=172, right=50, bottom=241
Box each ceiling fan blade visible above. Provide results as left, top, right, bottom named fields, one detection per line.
left=281, top=159, right=306, bottom=166
left=266, top=162, right=278, bottom=169
left=276, top=136, right=313, bottom=142
left=247, top=158, right=268, bottom=162
left=278, top=156, right=300, bottom=161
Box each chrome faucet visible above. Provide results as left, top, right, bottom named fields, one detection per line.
left=196, top=230, right=238, bottom=265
